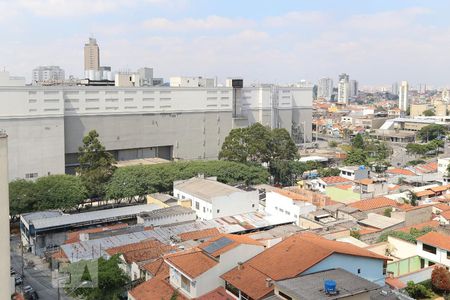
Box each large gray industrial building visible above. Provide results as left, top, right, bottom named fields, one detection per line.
left=0, top=71, right=312, bottom=180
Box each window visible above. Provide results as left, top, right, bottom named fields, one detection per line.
left=225, top=282, right=239, bottom=297
left=217, top=209, right=220, bottom=213
left=180, top=274, right=190, bottom=292
left=252, top=204, right=255, bottom=208
left=423, top=243, right=437, bottom=254
left=286, top=211, right=290, bottom=216
left=278, top=291, right=293, bottom=300
left=203, top=207, right=206, bottom=213
left=357, top=268, right=361, bottom=274
left=195, top=202, right=199, bottom=210
left=25, top=173, right=38, bottom=179
left=447, top=251, right=450, bottom=259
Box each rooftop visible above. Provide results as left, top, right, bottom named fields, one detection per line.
left=165, top=249, right=218, bottom=278
left=275, top=268, right=380, bottom=300
left=319, top=176, right=353, bottom=185
left=128, top=277, right=188, bottom=300
left=417, top=231, right=450, bottom=251
left=386, top=168, right=416, bottom=176
left=349, top=197, right=408, bottom=212
left=174, top=177, right=244, bottom=203
left=30, top=204, right=159, bottom=230
left=138, top=205, right=194, bottom=219
left=358, top=213, right=404, bottom=230
left=21, top=211, right=63, bottom=224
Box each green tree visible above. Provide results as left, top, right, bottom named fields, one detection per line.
left=269, top=128, right=298, bottom=161
left=384, top=208, right=392, bottom=217
left=218, top=128, right=248, bottom=163
left=77, top=130, right=116, bottom=200
left=405, top=281, right=433, bottom=299
left=318, top=168, right=340, bottom=177
left=344, top=148, right=367, bottom=166
left=352, top=133, right=365, bottom=149
left=423, top=109, right=436, bottom=116
left=350, top=230, right=361, bottom=240
left=417, top=124, right=447, bottom=142
left=246, top=123, right=272, bottom=163
left=377, top=227, right=434, bottom=243
left=9, top=179, right=36, bottom=217
left=34, top=175, right=87, bottom=211
left=68, top=255, right=129, bottom=300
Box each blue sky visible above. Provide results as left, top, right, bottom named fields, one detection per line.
left=1, top=0, right=450, bottom=87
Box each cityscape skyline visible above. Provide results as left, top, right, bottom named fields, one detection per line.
left=2, top=0, right=450, bottom=86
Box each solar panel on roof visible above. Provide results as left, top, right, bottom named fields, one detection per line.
left=202, top=237, right=233, bottom=254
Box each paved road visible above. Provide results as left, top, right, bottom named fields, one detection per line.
left=10, top=235, right=72, bottom=300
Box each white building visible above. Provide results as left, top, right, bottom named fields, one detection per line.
left=392, top=82, right=399, bottom=95
left=438, top=157, right=450, bottom=174
left=350, top=79, right=358, bottom=97
left=173, top=177, right=259, bottom=220
left=317, top=77, right=333, bottom=101
left=32, top=66, right=65, bottom=84
left=170, top=76, right=216, bottom=88
left=265, top=190, right=316, bottom=225
left=337, top=73, right=350, bottom=104
left=339, top=166, right=370, bottom=181
left=164, top=234, right=265, bottom=299
left=399, top=81, right=409, bottom=112
left=416, top=231, right=450, bottom=268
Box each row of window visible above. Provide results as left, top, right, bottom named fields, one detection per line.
left=273, top=206, right=297, bottom=218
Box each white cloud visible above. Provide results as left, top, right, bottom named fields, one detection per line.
left=264, top=11, right=327, bottom=27
left=142, top=15, right=255, bottom=31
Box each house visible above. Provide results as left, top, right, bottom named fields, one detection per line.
left=339, top=166, right=369, bottom=181
left=173, top=177, right=259, bottom=220
left=273, top=268, right=389, bottom=300
left=438, top=157, right=450, bottom=174
left=416, top=231, right=450, bottom=268
left=438, top=210, right=450, bottom=224
left=164, top=234, right=265, bottom=299
left=316, top=176, right=353, bottom=193
left=221, top=233, right=388, bottom=300
left=265, top=190, right=316, bottom=226
left=349, top=197, right=406, bottom=214
left=354, top=178, right=389, bottom=199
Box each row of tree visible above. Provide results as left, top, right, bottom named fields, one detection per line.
left=406, top=140, right=444, bottom=156
left=343, top=133, right=391, bottom=167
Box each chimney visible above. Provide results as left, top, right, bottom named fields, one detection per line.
left=237, top=262, right=243, bottom=270
left=265, top=278, right=272, bottom=288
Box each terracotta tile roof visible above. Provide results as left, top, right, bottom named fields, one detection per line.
left=197, top=234, right=263, bottom=258
left=440, top=210, right=450, bottom=220
left=386, top=168, right=416, bottom=176
left=349, top=197, right=406, bottom=212
left=122, top=245, right=174, bottom=264
left=178, top=228, right=220, bottom=241
left=64, top=223, right=128, bottom=244
left=433, top=203, right=450, bottom=212
left=430, top=185, right=450, bottom=193
left=415, top=190, right=436, bottom=197
left=142, top=258, right=169, bottom=278
left=334, top=184, right=353, bottom=190
left=273, top=189, right=307, bottom=201
left=197, top=287, right=235, bottom=300
left=415, top=162, right=438, bottom=174
left=319, top=176, right=352, bottom=185
left=128, top=277, right=188, bottom=300
left=106, top=239, right=166, bottom=256
left=386, top=277, right=407, bottom=289
left=221, top=232, right=388, bottom=300
left=165, top=249, right=218, bottom=278
left=397, top=220, right=440, bottom=233
left=417, top=232, right=450, bottom=251
left=355, top=178, right=374, bottom=185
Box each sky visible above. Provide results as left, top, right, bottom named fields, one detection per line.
left=1, top=0, right=450, bottom=87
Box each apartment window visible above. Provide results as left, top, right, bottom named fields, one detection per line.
left=286, top=211, right=290, bottom=216
left=423, top=244, right=437, bottom=254
left=279, top=208, right=285, bottom=213
left=195, top=202, right=199, bottom=210
left=278, top=291, right=293, bottom=300
left=357, top=268, right=361, bottom=274
left=203, top=207, right=206, bottom=213
left=217, top=209, right=220, bottom=213
left=252, top=204, right=255, bottom=208
left=180, top=274, right=190, bottom=292
left=25, top=173, right=38, bottom=179
left=225, top=282, right=239, bottom=298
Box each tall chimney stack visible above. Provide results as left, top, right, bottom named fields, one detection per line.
left=0, top=132, right=11, bottom=298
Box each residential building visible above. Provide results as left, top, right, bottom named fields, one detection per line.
left=165, top=234, right=265, bottom=299
left=350, top=79, right=358, bottom=97
left=337, top=73, right=350, bottom=104
left=84, top=37, right=100, bottom=71
left=32, top=66, right=65, bottom=84
left=339, top=166, right=369, bottom=181
left=416, top=231, right=450, bottom=268
left=442, top=88, right=450, bottom=103
left=173, top=177, right=258, bottom=220
left=0, top=71, right=313, bottom=180
left=265, top=190, right=316, bottom=225
left=221, top=233, right=388, bottom=300
left=392, top=82, right=399, bottom=96
left=398, top=81, right=409, bottom=112
left=317, top=77, right=333, bottom=101
left=315, top=176, right=353, bottom=193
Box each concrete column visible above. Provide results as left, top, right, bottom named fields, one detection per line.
left=0, top=133, right=11, bottom=298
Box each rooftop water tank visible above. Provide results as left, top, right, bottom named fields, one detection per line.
left=324, top=279, right=337, bottom=294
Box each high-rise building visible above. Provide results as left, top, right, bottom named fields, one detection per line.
left=391, top=82, right=399, bottom=95
left=442, top=89, right=450, bottom=103
left=0, top=132, right=11, bottom=299
left=317, top=77, right=333, bottom=101
left=349, top=80, right=358, bottom=97
left=32, top=66, right=65, bottom=83
left=399, top=81, right=409, bottom=111
left=337, top=73, right=350, bottom=104
left=84, top=37, right=100, bottom=72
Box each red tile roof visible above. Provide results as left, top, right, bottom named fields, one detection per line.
left=319, top=176, right=352, bottom=185
left=386, top=277, right=407, bottom=289
left=386, top=168, right=416, bottom=176
left=430, top=184, right=450, bottom=193
left=273, top=189, right=307, bottom=201
left=397, top=220, right=440, bottom=233
left=142, top=258, right=169, bottom=278
left=415, top=190, right=436, bottom=197
left=417, top=232, right=450, bottom=251
left=178, top=228, right=220, bottom=241
left=197, top=287, right=235, bottom=300
left=106, top=239, right=174, bottom=264
left=433, top=203, right=450, bottom=212
left=165, top=249, right=218, bottom=278
left=221, top=233, right=388, bottom=300
left=349, top=197, right=408, bottom=212
left=128, top=277, right=188, bottom=300
left=440, top=210, right=450, bottom=220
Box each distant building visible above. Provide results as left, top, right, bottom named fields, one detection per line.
left=337, top=73, right=350, bottom=104
left=317, top=77, right=333, bottom=101
left=399, top=81, right=409, bottom=112
left=32, top=66, right=65, bottom=83
left=169, top=76, right=216, bottom=88
left=392, top=82, right=399, bottom=95
left=442, top=89, right=450, bottom=103
left=265, top=190, right=316, bottom=225
left=84, top=37, right=100, bottom=71
left=349, top=79, right=358, bottom=97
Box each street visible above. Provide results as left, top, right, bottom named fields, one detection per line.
left=10, top=234, right=72, bottom=300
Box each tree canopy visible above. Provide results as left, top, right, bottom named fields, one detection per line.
left=352, top=133, right=365, bottom=149
left=422, top=109, right=435, bottom=116
left=219, top=123, right=298, bottom=164
left=77, top=130, right=116, bottom=200
left=417, top=124, right=447, bottom=142
left=406, top=140, right=443, bottom=156
left=344, top=148, right=368, bottom=166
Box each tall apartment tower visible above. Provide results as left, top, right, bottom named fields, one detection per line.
left=317, top=77, right=333, bottom=101
left=399, top=81, right=409, bottom=112
left=0, top=132, right=11, bottom=299
left=84, top=38, right=100, bottom=71
left=391, top=82, right=399, bottom=95
left=337, top=73, right=350, bottom=104
left=349, top=80, right=358, bottom=97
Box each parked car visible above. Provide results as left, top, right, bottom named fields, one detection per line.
left=15, top=275, right=23, bottom=285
